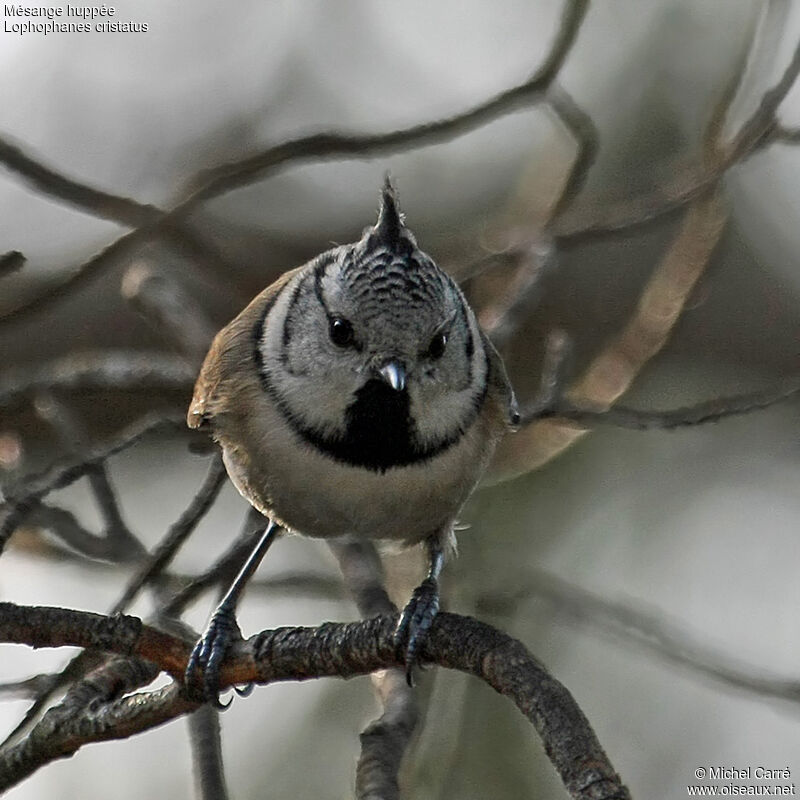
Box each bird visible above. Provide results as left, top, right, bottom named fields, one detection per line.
left=185, top=178, right=519, bottom=705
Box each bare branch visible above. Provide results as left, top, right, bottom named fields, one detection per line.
left=0, top=226, right=153, bottom=326
left=12, top=504, right=122, bottom=562
left=0, top=603, right=630, bottom=800
left=0, top=674, right=56, bottom=700
left=0, top=646, right=176, bottom=791
left=489, top=190, right=728, bottom=483
left=0, top=0, right=589, bottom=328
left=0, top=651, right=106, bottom=749
left=521, top=378, right=800, bottom=429
left=357, top=668, right=418, bottom=800
left=772, top=125, right=800, bottom=143
left=121, top=263, right=217, bottom=366
left=1, top=0, right=587, bottom=228
left=1, top=415, right=185, bottom=554
left=477, top=240, right=558, bottom=350
left=330, top=540, right=418, bottom=800
left=545, top=84, right=600, bottom=224
left=34, top=392, right=141, bottom=557
left=0, top=134, right=160, bottom=228
left=555, top=39, right=800, bottom=243
left=187, top=706, right=229, bottom=800
left=179, top=0, right=589, bottom=207
left=160, top=507, right=268, bottom=617
left=329, top=539, right=395, bottom=618
left=0, top=135, right=243, bottom=298
left=1, top=454, right=224, bottom=742
left=478, top=570, right=800, bottom=706
left=0, top=351, right=194, bottom=408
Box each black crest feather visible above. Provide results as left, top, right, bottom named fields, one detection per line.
left=374, top=175, right=405, bottom=250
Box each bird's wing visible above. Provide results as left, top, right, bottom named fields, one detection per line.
left=187, top=266, right=303, bottom=430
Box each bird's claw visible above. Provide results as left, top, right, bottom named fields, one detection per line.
left=185, top=603, right=243, bottom=709
left=395, top=577, right=440, bottom=686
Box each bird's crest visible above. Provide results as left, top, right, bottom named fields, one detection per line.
left=374, top=175, right=405, bottom=248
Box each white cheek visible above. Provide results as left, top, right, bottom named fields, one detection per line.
left=411, top=386, right=471, bottom=444
left=412, top=336, right=487, bottom=445
left=269, top=367, right=356, bottom=434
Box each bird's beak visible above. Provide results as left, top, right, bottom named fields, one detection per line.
left=377, top=360, right=406, bottom=392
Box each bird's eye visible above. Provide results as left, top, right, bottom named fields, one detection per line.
left=426, top=331, right=447, bottom=360
left=329, top=317, right=355, bottom=348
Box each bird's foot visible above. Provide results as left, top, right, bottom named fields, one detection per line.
left=395, top=577, right=440, bottom=686
left=185, top=602, right=251, bottom=709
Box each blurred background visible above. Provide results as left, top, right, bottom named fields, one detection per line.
left=1, top=1, right=800, bottom=798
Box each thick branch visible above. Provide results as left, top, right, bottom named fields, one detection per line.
left=0, top=603, right=629, bottom=800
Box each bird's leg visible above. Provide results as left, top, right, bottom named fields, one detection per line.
left=185, top=519, right=280, bottom=708
left=395, top=536, right=445, bottom=686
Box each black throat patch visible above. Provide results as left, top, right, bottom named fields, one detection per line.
left=335, top=379, right=415, bottom=470
left=297, top=379, right=458, bottom=472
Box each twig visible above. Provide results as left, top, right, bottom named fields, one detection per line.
left=545, top=84, right=600, bottom=224
left=160, top=507, right=268, bottom=617
left=772, top=125, right=800, bottom=143
left=0, top=134, right=243, bottom=295
left=178, top=0, right=589, bottom=208
left=478, top=241, right=558, bottom=350
left=554, top=37, right=800, bottom=243
left=329, top=539, right=395, bottom=619
left=0, top=649, right=160, bottom=790
left=0, top=603, right=631, bottom=800
left=527, top=329, right=574, bottom=415
left=0, top=415, right=184, bottom=553
left=478, top=570, right=800, bottom=706
left=112, top=453, right=226, bottom=614
left=7, top=527, right=344, bottom=600
left=521, top=379, right=800, bottom=429
left=0, top=226, right=150, bottom=325
left=0, top=650, right=106, bottom=749
left=2, top=454, right=225, bottom=744
left=34, top=392, right=141, bottom=558
left=0, top=135, right=161, bottom=228
left=0, top=674, right=62, bottom=700
left=10, top=504, right=124, bottom=562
